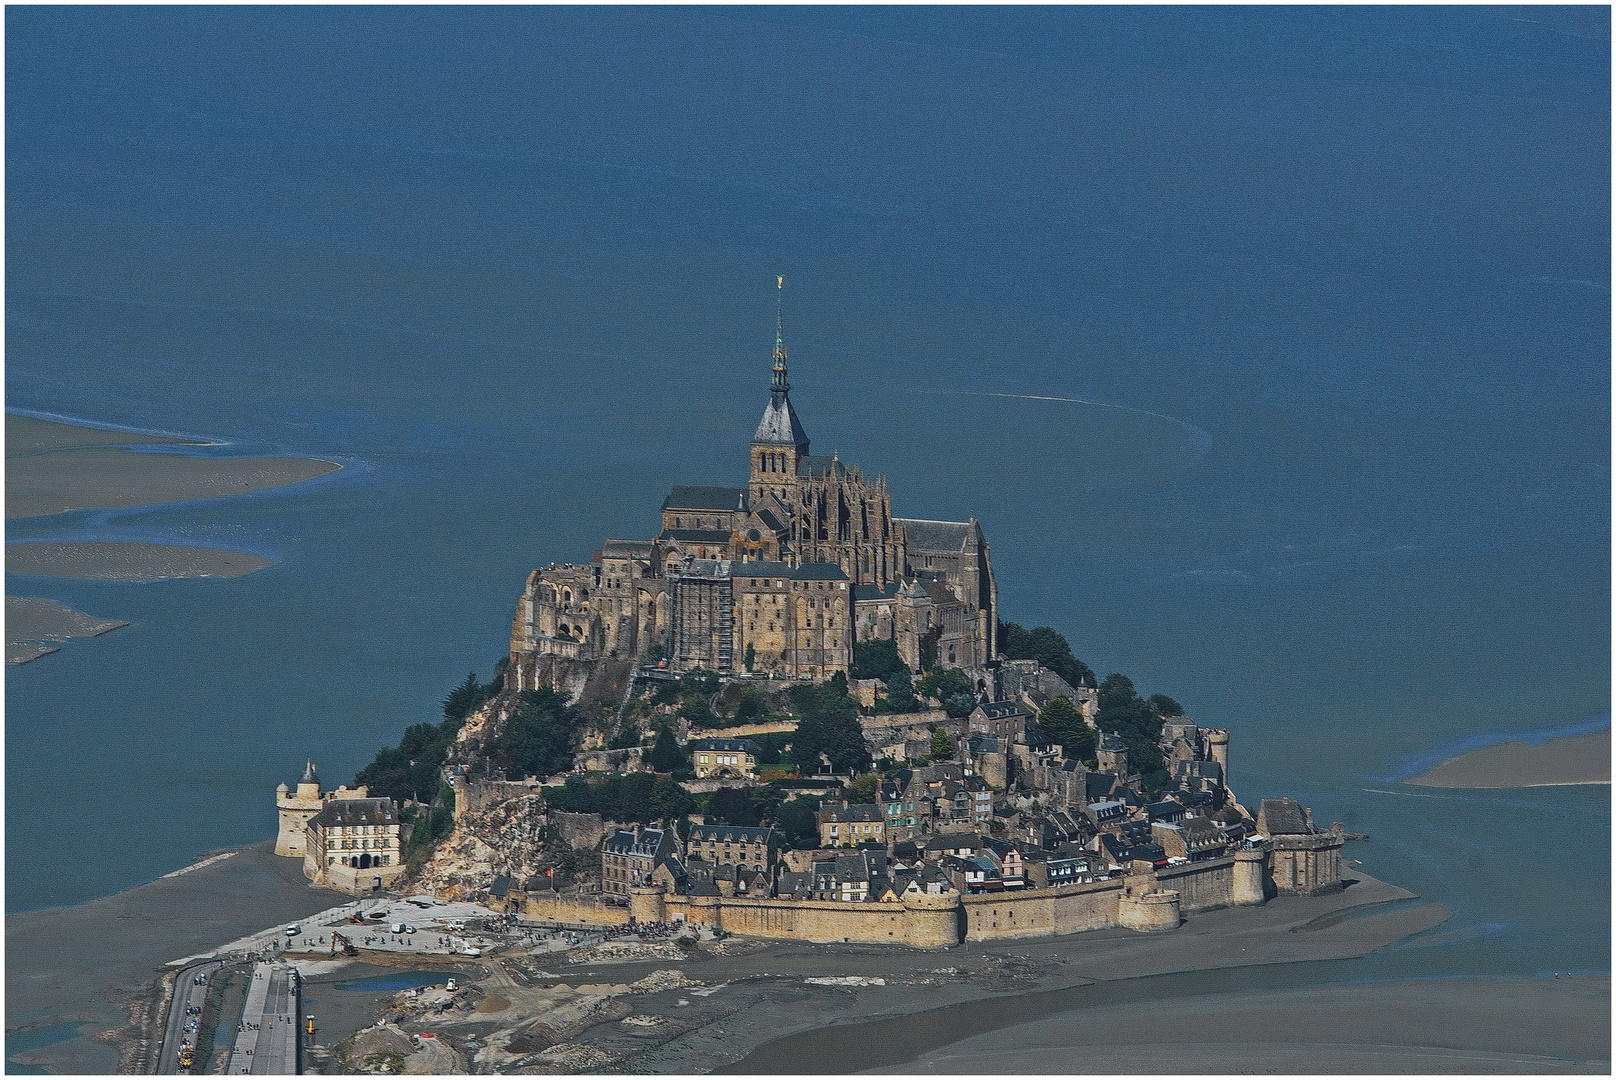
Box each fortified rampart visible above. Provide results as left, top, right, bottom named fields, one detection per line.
left=520, top=849, right=1273, bottom=946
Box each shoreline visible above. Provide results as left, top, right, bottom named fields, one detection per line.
left=7, top=838, right=1609, bottom=1076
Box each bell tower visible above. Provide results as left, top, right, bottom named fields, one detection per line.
left=750, top=275, right=810, bottom=505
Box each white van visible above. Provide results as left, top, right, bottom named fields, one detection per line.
left=285, top=924, right=302, bottom=936
left=390, top=922, right=407, bottom=934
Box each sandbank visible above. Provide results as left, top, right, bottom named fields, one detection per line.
left=4, top=596, right=129, bottom=664
left=6, top=541, right=273, bottom=581
left=1407, top=729, right=1611, bottom=789
left=6, top=414, right=205, bottom=458
left=7, top=444, right=339, bottom=520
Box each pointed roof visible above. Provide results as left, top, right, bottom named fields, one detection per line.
left=754, top=395, right=810, bottom=448
left=300, top=760, right=319, bottom=785
left=754, top=275, right=811, bottom=449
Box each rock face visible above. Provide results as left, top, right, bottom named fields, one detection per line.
left=415, top=793, right=549, bottom=899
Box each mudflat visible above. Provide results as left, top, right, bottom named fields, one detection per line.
left=4, top=596, right=129, bottom=664
left=4, top=841, right=341, bottom=1074
left=6, top=541, right=273, bottom=581
left=5, top=414, right=203, bottom=457
left=1407, top=729, right=1611, bottom=789
left=861, top=975, right=1611, bottom=1074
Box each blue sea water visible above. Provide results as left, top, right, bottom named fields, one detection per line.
left=6, top=3, right=1609, bottom=991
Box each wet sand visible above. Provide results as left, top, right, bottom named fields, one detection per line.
left=7, top=412, right=340, bottom=521
left=5, top=415, right=204, bottom=457
left=4, top=841, right=341, bottom=1075
left=5, top=596, right=130, bottom=664
left=7, top=445, right=340, bottom=520
left=6, top=541, right=273, bottom=582
left=861, top=975, right=1610, bottom=1074
left=1408, top=729, right=1611, bottom=789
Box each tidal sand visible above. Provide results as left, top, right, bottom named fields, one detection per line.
left=4, top=596, right=128, bottom=664
left=861, top=975, right=1610, bottom=1074
left=1407, top=729, right=1611, bottom=789
left=6, top=541, right=273, bottom=582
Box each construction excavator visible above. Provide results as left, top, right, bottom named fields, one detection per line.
left=329, top=931, right=357, bottom=958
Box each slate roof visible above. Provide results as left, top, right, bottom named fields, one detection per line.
left=795, top=455, right=846, bottom=479
left=734, top=562, right=794, bottom=582
left=853, top=583, right=901, bottom=601
left=311, top=798, right=397, bottom=829
left=755, top=509, right=785, bottom=534
left=792, top=562, right=849, bottom=581
left=602, top=539, right=656, bottom=558
left=818, top=803, right=882, bottom=823
left=688, top=737, right=761, bottom=755
left=663, top=485, right=749, bottom=512
left=660, top=528, right=732, bottom=544
left=896, top=519, right=972, bottom=553
left=974, top=700, right=1028, bottom=721
left=1098, top=733, right=1129, bottom=753
left=602, top=827, right=672, bottom=859
left=755, top=396, right=810, bottom=447
left=688, top=824, right=773, bottom=845
left=1258, top=797, right=1312, bottom=836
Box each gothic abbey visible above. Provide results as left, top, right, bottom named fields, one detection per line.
left=508, top=285, right=998, bottom=687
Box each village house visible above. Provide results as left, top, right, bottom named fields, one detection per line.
left=601, top=826, right=676, bottom=896
left=818, top=801, right=885, bottom=847
left=688, top=736, right=761, bottom=780
left=304, top=797, right=405, bottom=894
left=685, top=823, right=778, bottom=875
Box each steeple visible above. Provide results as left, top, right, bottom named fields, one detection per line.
left=771, top=274, right=790, bottom=401
left=752, top=274, right=810, bottom=451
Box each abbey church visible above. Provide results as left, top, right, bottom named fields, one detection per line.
left=508, top=285, right=998, bottom=687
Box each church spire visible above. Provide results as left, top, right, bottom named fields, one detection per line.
left=771, top=274, right=789, bottom=399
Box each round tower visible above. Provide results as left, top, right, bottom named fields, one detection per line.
left=275, top=760, right=325, bottom=859
left=629, top=884, right=667, bottom=925
left=1118, top=887, right=1181, bottom=932
left=901, top=889, right=963, bottom=948
left=1233, top=846, right=1267, bottom=906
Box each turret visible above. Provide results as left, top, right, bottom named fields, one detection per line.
left=750, top=276, right=811, bottom=501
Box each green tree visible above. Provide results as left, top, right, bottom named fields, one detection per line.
left=931, top=728, right=954, bottom=759
left=607, top=724, right=641, bottom=750
left=1149, top=693, right=1185, bottom=718
left=744, top=642, right=756, bottom=672
left=649, top=775, right=696, bottom=820
left=736, top=688, right=765, bottom=721
left=918, top=667, right=972, bottom=701
left=790, top=681, right=870, bottom=773
left=884, top=667, right=920, bottom=713
left=680, top=697, right=718, bottom=728
left=775, top=794, right=822, bottom=848
left=442, top=672, right=485, bottom=724
left=1097, top=673, right=1167, bottom=784
left=850, top=637, right=905, bottom=681
left=490, top=687, right=581, bottom=779
left=649, top=727, right=687, bottom=773
left=942, top=693, right=975, bottom=719
left=845, top=773, right=881, bottom=803
left=708, top=785, right=762, bottom=826
left=997, top=622, right=1097, bottom=689
left=1037, top=697, right=1097, bottom=763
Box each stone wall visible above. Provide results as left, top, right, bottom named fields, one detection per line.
left=1155, top=855, right=1238, bottom=912
left=524, top=890, right=633, bottom=927
left=688, top=719, right=798, bottom=739
left=660, top=891, right=961, bottom=948
left=551, top=811, right=610, bottom=853
left=960, top=878, right=1123, bottom=941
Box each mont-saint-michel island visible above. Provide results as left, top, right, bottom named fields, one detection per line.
left=99, top=290, right=1455, bottom=1077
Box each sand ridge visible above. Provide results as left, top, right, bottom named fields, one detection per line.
left=1407, top=729, right=1611, bottom=789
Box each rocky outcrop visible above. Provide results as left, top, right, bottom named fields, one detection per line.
left=414, top=793, right=550, bottom=899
